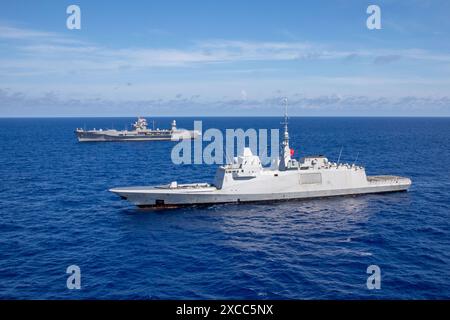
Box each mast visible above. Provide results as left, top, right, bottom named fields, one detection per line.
left=282, top=97, right=289, bottom=149
left=279, top=98, right=291, bottom=170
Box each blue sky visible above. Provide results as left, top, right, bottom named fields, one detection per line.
left=0, top=0, right=449, bottom=116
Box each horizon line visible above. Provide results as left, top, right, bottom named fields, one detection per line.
left=1, top=115, right=450, bottom=119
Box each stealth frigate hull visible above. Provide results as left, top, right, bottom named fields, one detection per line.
left=110, top=175, right=411, bottom=208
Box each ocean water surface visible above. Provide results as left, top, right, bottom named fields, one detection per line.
left=0, top=117, right=449, bottom=299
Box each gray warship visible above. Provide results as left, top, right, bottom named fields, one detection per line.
left=110, top=106, right=411, bottom=208
left=75, top=117, right=200, bottom=142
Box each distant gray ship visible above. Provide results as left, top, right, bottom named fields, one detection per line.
left=75, top=117, right=200, bottom=142
left=110, top=103, right=412, bottom=208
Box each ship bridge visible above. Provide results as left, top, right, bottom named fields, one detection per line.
left=300, top=156, right=329, bottom=169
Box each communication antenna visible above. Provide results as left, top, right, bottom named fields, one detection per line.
left=281, top=97, right=289, bottom=148
left=337, top=146, right=343, bottom=164
left=352, top=152, right=359, bottom=166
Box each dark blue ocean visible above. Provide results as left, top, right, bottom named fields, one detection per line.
left=0, top=117, right=449, bottom=299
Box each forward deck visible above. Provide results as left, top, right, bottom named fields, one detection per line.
left=367, top=175, right=411, bottom=185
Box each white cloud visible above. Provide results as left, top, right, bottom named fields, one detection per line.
left=1, top=23, right=450, bottom=116
left=0, top=25, right=56, bottom=40
left=240, top=89, right=248, bottom=100
left=1, top=87, right=449, bottom=117
left=1, top=23, right=450, bottom=78
left=0, top=24, right=84, bottom=45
